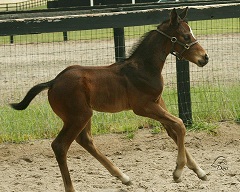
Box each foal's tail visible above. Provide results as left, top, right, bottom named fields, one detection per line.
left=10, top=79, right=55, bottom=110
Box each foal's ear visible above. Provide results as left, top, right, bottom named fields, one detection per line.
left=179, top=7, right=189, bottom=20
left=170, top=8, right=178, bottom=26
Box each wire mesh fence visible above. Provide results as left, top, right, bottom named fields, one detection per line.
left=0, top=17, right=239, bottom=142
left=0, top=0, right=47, bottom=12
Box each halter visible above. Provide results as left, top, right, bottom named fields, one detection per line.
left=156, top=29, right=198, bottom=60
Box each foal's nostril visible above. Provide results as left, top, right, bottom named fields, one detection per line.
left=205, top=54, right=209, bottom=62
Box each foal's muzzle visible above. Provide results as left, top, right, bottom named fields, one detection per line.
left=197, top=54, right=209, bottom=67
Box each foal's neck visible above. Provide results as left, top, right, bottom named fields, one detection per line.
left=129, top=30, right=170, bottom=74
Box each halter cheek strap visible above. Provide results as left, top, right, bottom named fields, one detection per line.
left=156, top=29, right=198, bottom=60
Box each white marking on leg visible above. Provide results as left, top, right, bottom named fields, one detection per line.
left=120, top=173, right=130, bottom=184
left=196, top=167, right=207, bottom=179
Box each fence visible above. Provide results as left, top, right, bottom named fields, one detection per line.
left=0, top=1, right=239, bottom=141
left=0, top=0, right=47, bottom=12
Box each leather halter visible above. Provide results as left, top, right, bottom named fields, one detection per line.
left=156, top=29, right=198, bottom=60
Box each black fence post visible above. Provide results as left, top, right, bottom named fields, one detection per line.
left=10, top=35, right=14, bottom=44
left=113, top=27, right=126, bottom=62
left=176, top=58, right=193, bottom=126
left=63, top=31, right=68, bottom=41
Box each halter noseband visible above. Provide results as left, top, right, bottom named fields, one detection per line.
left=156, top=29, right=198, bottom=60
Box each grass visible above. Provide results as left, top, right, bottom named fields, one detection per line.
left=0, top=103, right=157, bottom=143
left=0, top=18, right=239, bottom=45
left=29, top=5, right=47, bottom=10
left=0, top=103, right=62, bottom=143
left=189, top=18, right=240, bottom=35
left=187, top=122, right=218, bottom=135
left=191, top=85, right=240, bottom=121
left=0, top=84, right=239, bottom=143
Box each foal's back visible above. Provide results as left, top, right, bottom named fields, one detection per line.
left=48, top=63, right=133, bottom=114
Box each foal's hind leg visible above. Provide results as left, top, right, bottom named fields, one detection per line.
left=51, top=113, right=92, bottom=192
left=159, top=98, right=207, bottom=181
left=75, top=120, right=131, bottom=185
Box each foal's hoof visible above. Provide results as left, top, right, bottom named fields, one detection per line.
left=123, top=180, right=133, bottom=186
left=173, top=176, right=182, bottom=183
left=199, top=175, right=208, bottom=181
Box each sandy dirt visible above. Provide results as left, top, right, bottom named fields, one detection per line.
left=0, top=122, right=239, bottom=192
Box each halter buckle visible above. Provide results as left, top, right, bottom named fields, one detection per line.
left=171, top=37, right=177, bottom=43
left=184, top=44, right=190, bottom=50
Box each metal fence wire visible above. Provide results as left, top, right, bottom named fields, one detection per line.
left=0, top=15, right=239, bottom=138
left=0, top=0, right=47, bottom=12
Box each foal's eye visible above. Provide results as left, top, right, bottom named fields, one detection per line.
left=183, top=35, right=190, bottom=41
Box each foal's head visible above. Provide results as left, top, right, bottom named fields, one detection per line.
left=157, top=7, right=209, bottom=67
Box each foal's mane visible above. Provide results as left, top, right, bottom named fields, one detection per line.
left=127, top=21, right=170, bottom=59
left=127, top=30, right=154, bottom=59
left=127, top=17, right=189, bottom=59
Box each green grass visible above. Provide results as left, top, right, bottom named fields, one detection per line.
left=0, top=84, right=239, bottom=143
left=191, top=85, right=240, bottom=121
left=187, top=121, right=218, bottom=134
left=0, top=18, right=238, bottom=45
left=29, top=5, right=47, bottom=10
left=0, top=103, right=62, bottom=143
left=189, top=18, right=239, bottom=35
left=0, top=104, right=158, bottom=143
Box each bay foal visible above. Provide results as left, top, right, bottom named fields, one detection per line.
left=11, top=8, right=209, bottom=192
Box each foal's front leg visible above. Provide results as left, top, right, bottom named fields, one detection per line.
left=164, top=126, right=207, bottom=180
left=133, top=102, right=187, bottom=182
left=159, top=98, right=207, bottom=181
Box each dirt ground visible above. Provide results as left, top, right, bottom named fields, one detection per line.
left=0, top=122, right=239, bottom=192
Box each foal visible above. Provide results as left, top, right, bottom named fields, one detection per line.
left=11, top=7, right=209, bottom=192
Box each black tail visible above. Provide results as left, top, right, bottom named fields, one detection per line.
left=10, top=79, right=55, bottom=110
